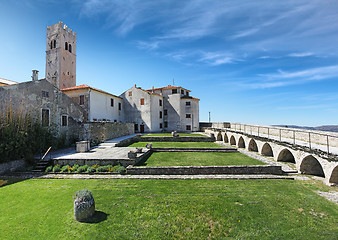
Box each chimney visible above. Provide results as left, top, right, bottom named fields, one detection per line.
left=32, top=70, right=39, bottom=81
left=152, top=86, right=154, bottom=93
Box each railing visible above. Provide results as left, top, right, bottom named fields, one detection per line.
left=212, top=123, right=338, bottom=156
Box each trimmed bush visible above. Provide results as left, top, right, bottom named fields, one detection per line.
left=77, top=165, right=89, bottom=173
left=45, top=166, right=53, bottom=173
left=115, top=165, right=126, bottom=174
left=52, top=164, right=61, bottom=173
left=87, top=167, right=96, bottom=173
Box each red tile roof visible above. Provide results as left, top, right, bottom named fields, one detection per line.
left=146, top=85, right=191, bottom=92
left=61, top=84, right=122, bottom=99
left=136, top=87, right=163, bottom=97
left=0, top=78, right=18, bottom=85
left=182, top=96, right=200, bottom=101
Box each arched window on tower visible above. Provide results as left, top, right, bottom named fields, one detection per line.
left=50, top=40, right=56, bottom=49
left=65, top=42, right=68, bottom=51
left=68, top=44, right=72, bottom=53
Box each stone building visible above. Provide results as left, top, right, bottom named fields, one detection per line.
left=120, top=85, right=164, bottom=133
left=61, top=84, right=124, bottom=123
left=0, top=79, right=87, bottom=140
left=147, top=85, right=199, bottom=132
left=120, top=84, right=199, bottom=133
left=45, top=21, right=76, bottom=89
left=0, top=78, right=18, bottom=87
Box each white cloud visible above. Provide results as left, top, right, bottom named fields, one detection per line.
left=288, top=52, right=314, bottom=57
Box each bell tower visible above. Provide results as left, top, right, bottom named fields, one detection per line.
left=45, top=21, right=76, bottom=89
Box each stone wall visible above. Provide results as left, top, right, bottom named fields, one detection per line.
left=79, top=122, right=134, bottom=143
left=126, top=165, right=283, bottom=175
left=200, top=122, right=230, bottom=131
left=138, top=136, right=214, bottom=142
left=0, top=159, right=26, bottom=174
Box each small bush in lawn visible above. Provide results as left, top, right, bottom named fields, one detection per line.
left=52, top=164, right=61, bottom=173
left=107, top=165, right=113, bottom=172
left=96, top=166, right=108, bottom=172
left=72, top=164, right=79, bottom=172
left=115, top=165, right=126, bottom=174
left=87, top=167, right=96, bottom=173
left=61, top=165, right=70, bottom=173
left=45, top=166, right=53, bottom=173
left=76, top=165, right=89, bottom=173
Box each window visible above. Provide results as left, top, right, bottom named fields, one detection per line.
left=134, top=124, right=138, bottom=131
left=129, top=91, right=132, bottom=96
left=42, top=90, right=49, bottom=98
left=69, top=44, right=72, bottom=53
left=186, top=114, right=191, bottom=118
left=41, top=109, right=50, bottom=127
left=159, top=111, right=162, bottom=118
left=172, top=89, right=177, bottom=94
left=164, top=109, right=168, bottom=115
left=61, top=115, right=68, bottom=127
left=159, top=99, right=162, bottom=106
left=51, top=40, right=56, bottom=49
left=114, top=120, right=117, bottom=123
left=186, top=101, right=191, bottom=106
left=187, top=92, right=189, bottom=96
left=79, top=95, right=85, bottom=105
left=164, top=121, right=168, bottom=128
left=186, top=125, right=191, bottom=131
left=140, top=98, right=145, bottom=105
left=111, top=98, right=114, bottom=107
left=181, top=89, right=185, bottom=94
left=160, top=123, right=163, bottom=129
left=65, top=42, right=68, bottom=50
left=118, top=102, right=122, bottom=110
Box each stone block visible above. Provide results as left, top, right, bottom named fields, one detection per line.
left=76, top=141, right=90, bottom=153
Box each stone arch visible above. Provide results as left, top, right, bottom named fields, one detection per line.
left=277, top=149, right=295, bottom=163
left=300, top=155, right=325, bottom=177
left=216, top=132, right=223, bottom=141
left=329, top=166, right=338, bottom=184
left=230, top=136, right=236, bottom=145
left=248, top=139, right=258, bottom=152
left=238, top=136, right=245, bottom=148
left=261, top=143, right=273, bottom=157
left=223, top=132, right=229, bottom=143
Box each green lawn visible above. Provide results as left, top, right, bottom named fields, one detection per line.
left=0, top=179, right=337, bottom=239
left=142, top=133, right=208, bottom=137
left=129, top=141, right=224, bottom=148
left=138, top=152, right=265, bottom=166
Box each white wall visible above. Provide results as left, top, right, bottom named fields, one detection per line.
left=89, top=90, right=123, bottom=122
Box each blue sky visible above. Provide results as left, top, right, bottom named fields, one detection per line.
left=1, top=0, right=338, bottom=126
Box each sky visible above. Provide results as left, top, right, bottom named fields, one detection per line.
left=0, top=0, right=337, bottom=126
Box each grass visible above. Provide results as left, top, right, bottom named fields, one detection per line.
left=0, top=178, right=337, bottom=239
left=141, top=133, right=208, bottom=137
left=128, top=141, right=224, bottom=148
left=137, top=152, right=265, bottom=166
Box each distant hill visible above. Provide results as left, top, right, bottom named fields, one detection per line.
left=273, top=125, right=338, bottom=133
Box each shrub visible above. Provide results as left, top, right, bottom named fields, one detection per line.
left=92, top=164, right=99, bottom=169
left=61, top=165, right=70, bottom=173
left=45, top=166, right=53, bottom=173
left=52, top=164, right=61, bottom=173
left=77, top=165, right=89, bottom=173
left=87, top=167, right=96, bottom=173
left=114, top=165, right=126, bottom=174
left=96, top=166, right=109, bottom=172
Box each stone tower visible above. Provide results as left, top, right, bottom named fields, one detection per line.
left=45, top=21, right=76, bottom=89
